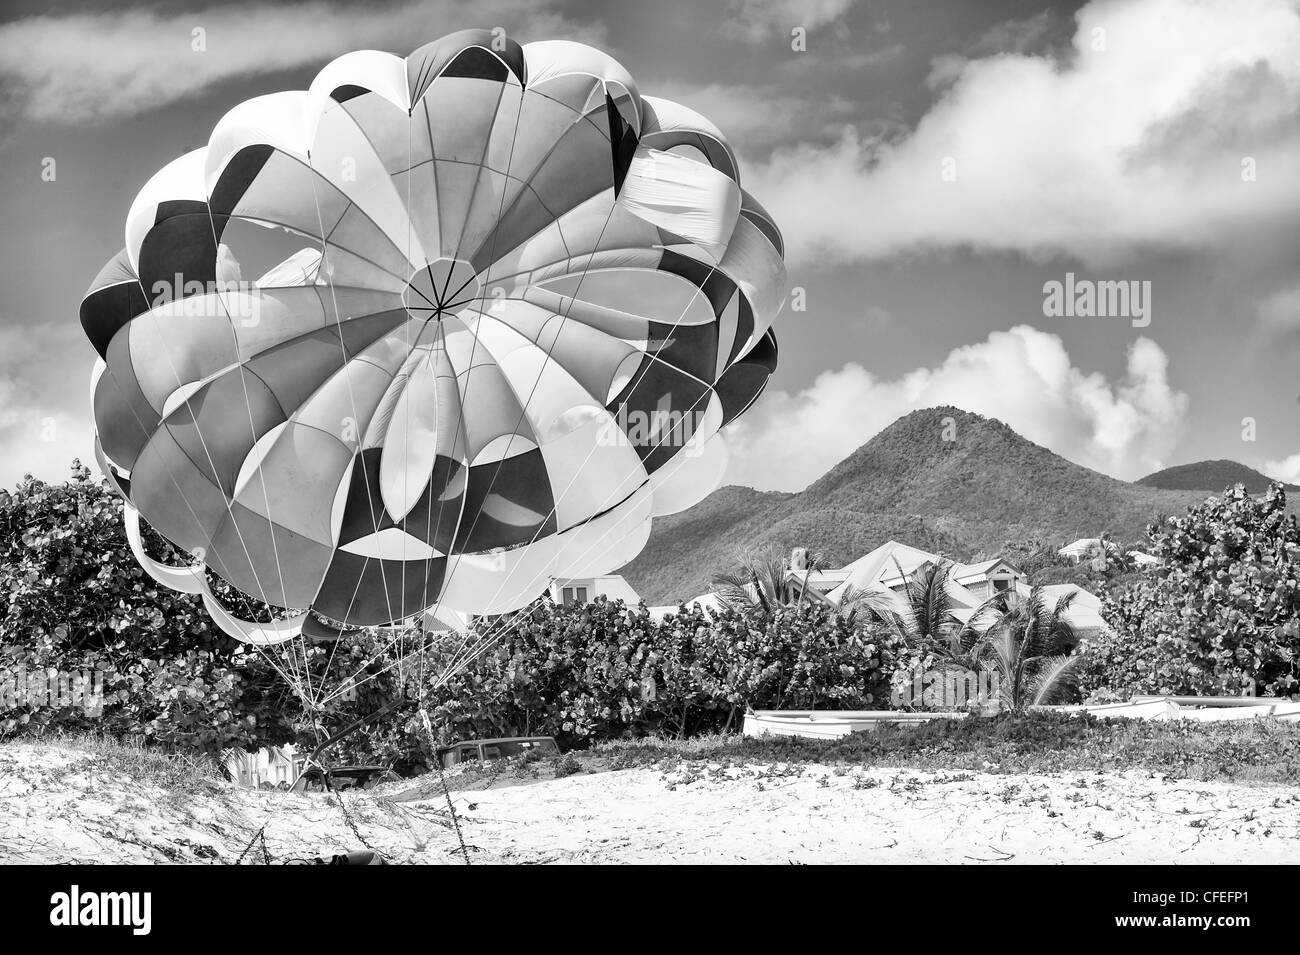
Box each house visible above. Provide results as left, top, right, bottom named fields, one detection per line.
left=1059, top=537, right=1158, bottom=569
left=650, top=540, right=1109, bottom=636
left=1059, top=538, right=1099, bottom=563
left=1058, top=537, right=1124, bottom=564
left=549, top=574, right=641, bottom=607
left=225, top=745, right=304, bottom=789
left=816, top=540, right=1105, bottom=637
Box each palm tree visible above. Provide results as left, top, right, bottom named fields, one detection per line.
left=840, top=558, right=1005, bottom=660
left=711, top=544, right=831, bottom=612
left=971, top=587, right=1082, bottom=711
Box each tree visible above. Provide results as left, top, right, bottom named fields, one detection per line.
left=0, top=463, right=298, bottom=752
left=972, top=587, right=1082, bottom=711
left=711, top=543, right=829, bottom=612
left=1081, top=483, right=1300, bottom=698
left=841, top=558, right=1003, bottom=661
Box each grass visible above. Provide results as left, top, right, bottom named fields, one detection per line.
left=6, top=731, right=227, bottom=793
left=406, top=712, right=1300, bottom=792
left=575, top=712, right=1300, bottom=786
left=13, top=713, right=1300, bottom=798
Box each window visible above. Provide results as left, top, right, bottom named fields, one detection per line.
left=561, top=586, right=588, bottom=606
left=993, top=578, right=1010, bottom=592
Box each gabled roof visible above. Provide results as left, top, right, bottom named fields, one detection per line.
left=1059, top=537, right=1117, bottom=557
left=782, top=568, right=851, bottom=592
left=1014, top=580, right=1107, bottom=633
left=827, top=540, right=989, bottom=611
left=1060, top=537, right=1097, bottom=553
left=950, top=557, right=1019, bottom=582
left=831, top=540, right=940, bottom=598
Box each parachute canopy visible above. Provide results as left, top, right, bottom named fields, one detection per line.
left=83, top=30, right=787, bottom=640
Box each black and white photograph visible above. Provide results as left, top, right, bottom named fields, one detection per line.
left=0, top=0, right=1296, bottom=920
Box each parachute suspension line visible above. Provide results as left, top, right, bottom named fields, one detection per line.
left=197, top=197, right=308, bottom=703
left=422, top=104, right=628, bottom=680
left=116, top=275, right=314, bottom=706
left=443, top=333, right=732, bottom=676
left=459, top=248, right=731, bottom=661
left=300, top=106, right=404, bottom=707
left=413, top=70, right=527, bottom=674
left=315, top=204, right=731, bottom=703
left=343, top=186, right=625, bottom=697
left=303, top=111, right=403, bottom=651
left=393, top=77, right=525, bottom=673
left=326, top=73, right=531, bottom=698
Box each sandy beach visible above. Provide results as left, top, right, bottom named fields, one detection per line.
left=4, top=743, right=1297, bottom=864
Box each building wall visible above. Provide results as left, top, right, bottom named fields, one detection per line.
left=551, top=575, right=641, bottom=606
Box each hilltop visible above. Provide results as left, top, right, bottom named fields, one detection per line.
left=1138, top=459, right=1298, bottom=494
left=624, top=407, right=1233, bottom=603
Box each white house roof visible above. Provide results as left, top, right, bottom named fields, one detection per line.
left=1058, top=538, right=1097, bottom=557
left=827, top=540, right=994, bottom=612
left=829, top=541, right=943, bottom=601
left=782, top=568, right=851, bottom=592
left=951, top=558, right=1018, bottom=583
left=1014, top=581, right=1108, bottom=634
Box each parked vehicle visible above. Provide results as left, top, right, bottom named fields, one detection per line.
left=436, top=736, right=559, bottom=768
left=290, top=765, right=396, bottom=793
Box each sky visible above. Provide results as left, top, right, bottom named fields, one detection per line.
left=1, top=0, right=1298, bottom=493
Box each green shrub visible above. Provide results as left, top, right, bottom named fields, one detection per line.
left=0, top=465, right=297, bottom=753
left=1081, top=483, right=1300, bottom=699
left=421, top=598, right=901, bottom=749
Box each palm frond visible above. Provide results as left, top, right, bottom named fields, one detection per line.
left=838, top=584, right=911, bottom=641
left=710, top=571, right=757, bottom=610
left=1026, top=654, right=1082, bottom=706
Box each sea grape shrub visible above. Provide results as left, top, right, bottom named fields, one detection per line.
left=422, top=598, right=901, bottom=748
left=1081, top=483, right=1300, bottom=699
left=0, top=465, right=295, bottom=751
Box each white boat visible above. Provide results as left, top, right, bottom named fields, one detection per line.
left=1176, top=705, right=1277, bottom=722
left=1271, top=701, right=1300, bottom=722
left=743, top=709, right=967, bottom=740
left=1036, top=698, right=1180, bottom=721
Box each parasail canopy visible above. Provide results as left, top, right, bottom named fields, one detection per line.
left=82, top=29, right=787, bottom=643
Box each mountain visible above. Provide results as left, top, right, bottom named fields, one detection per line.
left=1137, top=459, right=1297, bottom=494
left=622, top=407, right=1257, bottom=604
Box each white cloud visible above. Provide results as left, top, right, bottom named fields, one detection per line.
left=0, top=324, right=96, bottom=489
left=0, top=1, right=605, bottom=123
left=723, top=324, right=1189, bottom=491
left=748, top=0, right=1300, bottom=267
left=1265, top=452, right=1300, bottom=484
left=724, top=0, right=858, bottom=42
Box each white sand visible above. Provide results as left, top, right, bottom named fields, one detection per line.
left=4, top=744, right=1298, bottom=864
